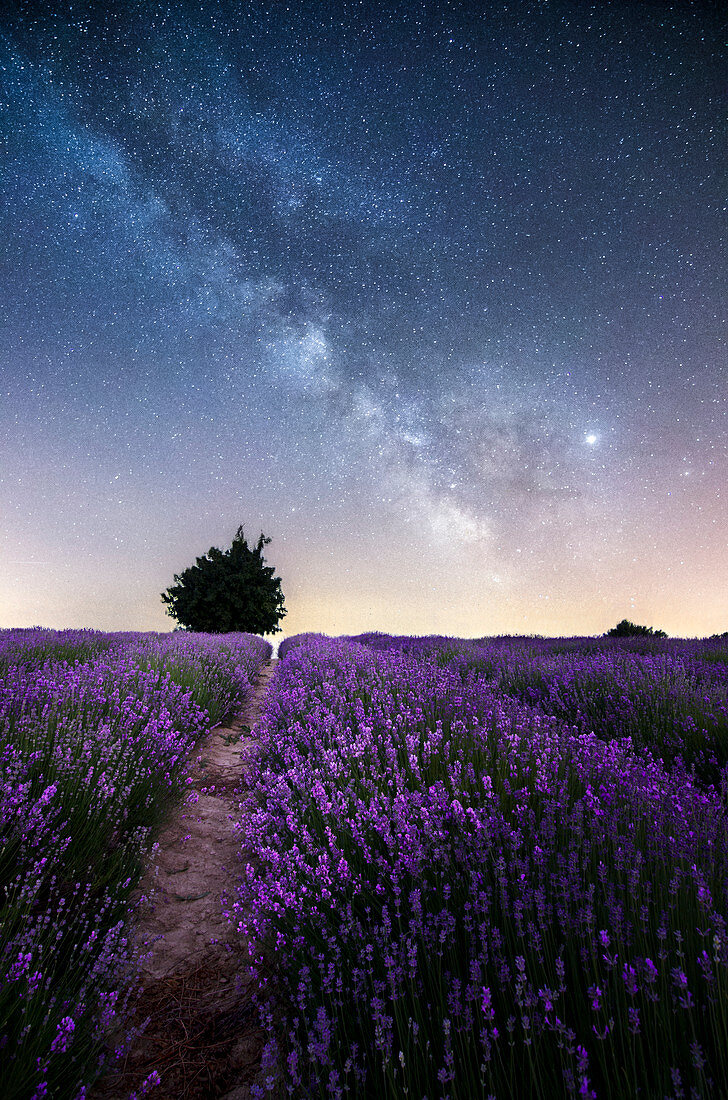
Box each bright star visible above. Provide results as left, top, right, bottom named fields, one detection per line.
left=585, top=433, right=598, bottom=445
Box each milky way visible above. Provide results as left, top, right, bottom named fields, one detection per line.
left=1, top=1, right=725, bottom=637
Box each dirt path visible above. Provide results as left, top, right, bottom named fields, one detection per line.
left=93, top=660, right=278, bottom=1100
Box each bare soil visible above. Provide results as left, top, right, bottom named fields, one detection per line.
left=92, top=660, right=278, bottom=1100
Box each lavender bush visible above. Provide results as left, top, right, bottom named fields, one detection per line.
left=233, top=633, right=728, bottom=1098
left=348, top=634, right=728, bottom=793
left=0, top=628, right=271, bottom=1100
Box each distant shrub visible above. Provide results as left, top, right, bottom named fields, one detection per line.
left=605, top=618, right=667, bottom=638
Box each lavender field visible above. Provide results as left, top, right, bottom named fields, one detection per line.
left=234, top=632, right=728, bottom=1099
left=0, top=628, right=271, bottom=1100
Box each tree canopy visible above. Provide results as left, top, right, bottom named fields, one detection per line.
left=161, top=526, right=286, bottom=634
left=605, top=619, right=667, bottom=638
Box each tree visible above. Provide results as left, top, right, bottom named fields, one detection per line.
left=604, top=619, right=667, bottom=638
left=161, top=526, right=286, bottom=634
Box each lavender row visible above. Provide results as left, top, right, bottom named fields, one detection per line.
left=0, top=628, right=271, bottom=1100
left=348, top=633, right=728, bottom=795
left=232, top=634, right=728, bottom=1098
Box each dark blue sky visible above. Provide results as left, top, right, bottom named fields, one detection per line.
left=1, top=1, right=725, bottom=637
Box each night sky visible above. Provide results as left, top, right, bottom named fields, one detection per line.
left=1, top=1, right=725, bottom=639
